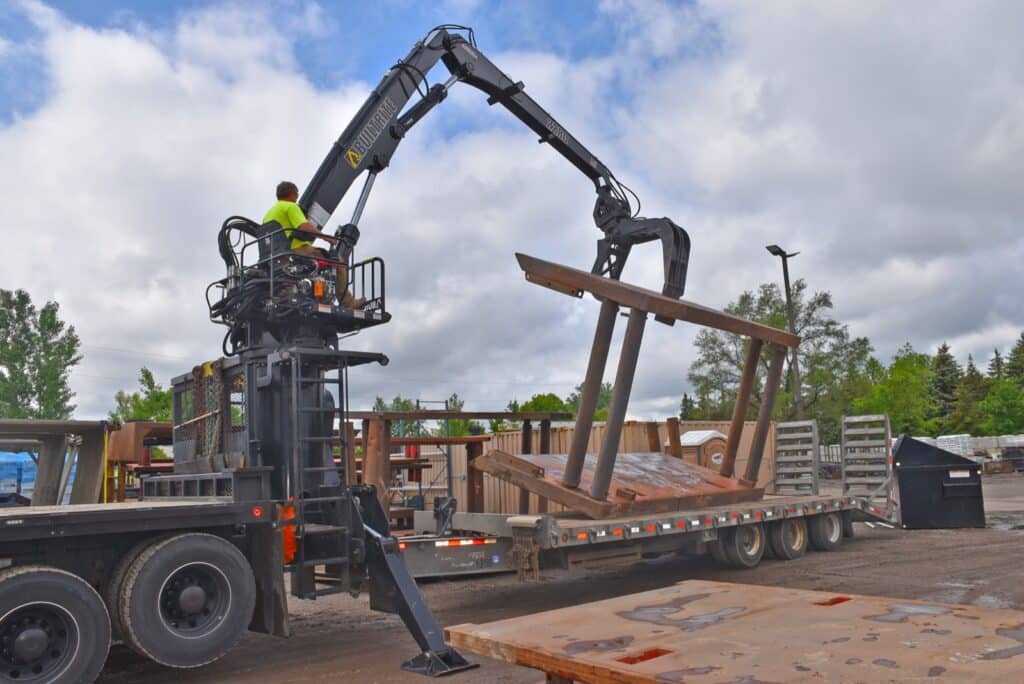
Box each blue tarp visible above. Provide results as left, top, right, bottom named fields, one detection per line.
left=0, top=450, right=36, bottom=497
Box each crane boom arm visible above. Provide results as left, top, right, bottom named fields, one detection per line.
left=298, top=26, right=689, bottom=301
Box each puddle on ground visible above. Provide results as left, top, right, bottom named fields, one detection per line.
left=987, top=513, right=1024, bottom=531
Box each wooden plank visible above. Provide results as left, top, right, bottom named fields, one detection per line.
left=447, top=580, right=1024, bottom=683
left=347, top=410, right=571, bottom=421
left=516, top=253, right=800, bottom=347
left=473, top=451, right=764, bottom=519
left=363, top=418, right=390, bottom=513
left=664, top=418, right=682, bottom=458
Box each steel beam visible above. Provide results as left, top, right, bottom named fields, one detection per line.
left=562, top=299, right=619, bottom=488
left=742, top=343, right=787, bottom=487
left=590, top=308, right=648, bottom=501
left=720, top=338, right=763, bottom=478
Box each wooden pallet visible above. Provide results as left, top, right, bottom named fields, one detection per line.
left=773, top=419, right=820, bottom=495
left=473, top=450, right=764, bottom=519
left=447, top=579, right=1024, bottom=683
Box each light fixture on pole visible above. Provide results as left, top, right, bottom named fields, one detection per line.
left=766, top=244, right=803, bottom=419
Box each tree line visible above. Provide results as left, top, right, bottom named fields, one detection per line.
left=682, top=279, right=1024, bottom=443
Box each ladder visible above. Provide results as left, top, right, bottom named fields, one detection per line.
left=841, top=414, right=898, bottom=522
left=287, top=347, right=356, bottom=599
left=773, top=420, right=820, bottom=495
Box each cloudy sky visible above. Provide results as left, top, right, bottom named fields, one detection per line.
left=2, top=0, right=1022, bottom=420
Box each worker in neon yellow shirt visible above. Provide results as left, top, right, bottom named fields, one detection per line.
left=264, top=181, right=364, bottom=308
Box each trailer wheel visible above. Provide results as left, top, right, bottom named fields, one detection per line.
left=120, top=533, right=255, bottom=668
left=707, top=537, right=730, bottom=566
left=0, top=565, right=110, bottom=684
left=768, top=518, right=808, bottom=560
left=722, top=524, right=765, bottom=568
left=808, top=512, right=843, bottom=551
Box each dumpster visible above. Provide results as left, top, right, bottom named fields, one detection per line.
left=893, top=435, right=985, bottom=529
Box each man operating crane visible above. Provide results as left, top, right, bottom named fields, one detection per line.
left=263, top=180, right=365, bottom=309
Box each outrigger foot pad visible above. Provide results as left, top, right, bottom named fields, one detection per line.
left=402, top=648, right=478, bottom=677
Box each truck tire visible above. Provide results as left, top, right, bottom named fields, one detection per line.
left=842, top=511, right=855, bottom=538
left=105, top=535, right=173, bottom=641
left=119, top=533, right=256, bottom=668
left=808, top=512, right=843, bottom=551
left=768, top=518, right=808, bottom=560
left=0, top=565, right=111, bottom=684
left=722, top=524, right=765, bottom=568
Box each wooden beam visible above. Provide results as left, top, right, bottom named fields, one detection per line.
left=516, top=253, right=800, bottom=348
left=363, top=418, right=391, bottom=513
left=665, top=417, right=682, bottom=458
left=644, top=422, right=661, bottom=452
left=465, top=441, right=485, bottom=513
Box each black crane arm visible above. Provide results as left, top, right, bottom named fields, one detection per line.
left=298, top=26, right=689, bottom=300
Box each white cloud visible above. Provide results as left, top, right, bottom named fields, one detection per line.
left=2, top=0, right=1022, bottom=422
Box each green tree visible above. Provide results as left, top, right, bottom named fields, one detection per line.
left=109, top=368, right=173, bottom=422
left=987, top=348, right=1005, bottom=381
left=679, top=393, right=697, bottom=420
left=852, top=343, right=934, bottom=436
left=437, top=392, right=480, bottom=437
left=372, top=395, right=419, bottom=436
left=564, top=382, right=613, bottom=421
left=0, top=289, right=82, bottom=419
left=980, top=380, right=1024, bottom=435
left=928, top=342, right=961, bottom=426
left=948, top=356, right=989, bottom=435
left=519, top=392, right=568, bottom=414
left=687, top=279, right=874, bottom=441
left=1006, top=333, right=1024, bottom=386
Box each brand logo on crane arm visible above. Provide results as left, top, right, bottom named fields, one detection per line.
left=345, top=96, right=399, bottom=169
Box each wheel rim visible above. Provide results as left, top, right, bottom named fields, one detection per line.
left=784, top=520, right=805, bottom=551
left=158, top=563, right=232, bottom=639
left=0, top=603, right=79, bottom=683
left=738, top=526, right=762, bottom=557
left=825, top=515, right=841, bottom=543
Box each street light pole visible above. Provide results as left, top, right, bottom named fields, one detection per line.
left=766, top=244, right=803, bottom=419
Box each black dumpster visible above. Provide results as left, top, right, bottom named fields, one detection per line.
left=893, top=436, right=985, bottom=529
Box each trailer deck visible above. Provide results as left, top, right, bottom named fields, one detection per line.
left=447, top=579, right=1024, bottom=682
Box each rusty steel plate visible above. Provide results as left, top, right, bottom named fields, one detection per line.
left=448, top=579, right=1024, bottom=683
left=474, top=451, right=764, bottom=519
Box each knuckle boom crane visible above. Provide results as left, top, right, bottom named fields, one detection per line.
left=199, top=24, right=692, bottom=678
left=301, top=24, right=690, bottom=303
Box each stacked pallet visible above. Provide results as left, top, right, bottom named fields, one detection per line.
left=841, top=415, right=896, bottom=521
left=772, top=420, right=819, bottom=495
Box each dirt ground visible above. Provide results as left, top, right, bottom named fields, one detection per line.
left=98, top=474, right=1024, bottom=683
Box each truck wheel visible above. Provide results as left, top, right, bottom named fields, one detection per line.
left=768, top=518, right=808, bottom=560
left=120, top=533, right=255, bottom=668
left=808, top=513, right=843, bottom=551
left=722, top=524, right=765, bottom=568
left=0, top=565, right=110, bottom=684
left=105, top=536, right=172, bottom=642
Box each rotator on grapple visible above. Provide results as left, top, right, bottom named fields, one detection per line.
left=197, top=24, right=692, bottom=677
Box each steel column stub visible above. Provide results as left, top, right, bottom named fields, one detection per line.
left=590, top=307, right=648, bottom=501
left=562, top=299, right=620, bottom=488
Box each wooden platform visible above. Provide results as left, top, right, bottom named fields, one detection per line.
left=447, top=580, right=1024, bottom=683
left=473, top=451, right=763, bottom=519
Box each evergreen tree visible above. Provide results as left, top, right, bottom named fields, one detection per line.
left=948, top=356, right=989, bottom=434
left=987, top=348, right=1005, bottom=381
left=928, top=342, right=961, bottom=424
left=1006, top=333, right=1024, bottom=386
left=0, top=289, right=82, bottom=419
left=679, top=393, right=697, bottom=420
